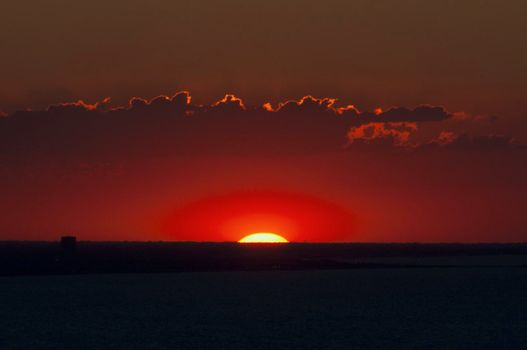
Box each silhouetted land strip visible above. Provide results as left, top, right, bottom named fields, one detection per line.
left=1, top=241, right=527, bottom=276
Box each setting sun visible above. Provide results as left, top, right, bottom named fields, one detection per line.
left=238, top=233, right=289, bottom=243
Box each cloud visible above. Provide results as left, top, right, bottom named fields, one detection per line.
left=211, top=94, right=246, bottom=111
left=0, top=91, right=520, bottom=164
left=346, top=123, right=521, bottom=152
left=124, top=91, right=191, bottom=113
left=47, top=97, right=112, bottom=112
left=422, top=132, right=519, bottom=151
left=271, top=95, right=338, bottom=114
left=348, top=122, right=417, bottom=148
left=354, top=105, right=450, bottom=124
left=451, top=111, right=500, bottom=122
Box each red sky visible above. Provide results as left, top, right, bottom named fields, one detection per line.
left=0, top=1, right=526, bottom=242
left=1, top=93, right=525, bottom=242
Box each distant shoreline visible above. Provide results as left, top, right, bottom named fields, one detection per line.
left=1, top=241, right=526, bottom=277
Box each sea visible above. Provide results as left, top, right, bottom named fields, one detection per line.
left=1, top=268, right=526, bottom=349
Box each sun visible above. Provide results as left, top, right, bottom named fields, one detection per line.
left=238, top=232, right=289, bottom=243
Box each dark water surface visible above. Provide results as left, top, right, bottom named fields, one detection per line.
left=1, top=268, right=526, bottom=349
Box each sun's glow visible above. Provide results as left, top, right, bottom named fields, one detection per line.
left=238, top=232, right=289, bottom=243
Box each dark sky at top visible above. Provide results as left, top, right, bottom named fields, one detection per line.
left=1, top=1, right=526, bottom=121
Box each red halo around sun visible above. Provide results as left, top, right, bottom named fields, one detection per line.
left=161, top=190, right=354, bottom=242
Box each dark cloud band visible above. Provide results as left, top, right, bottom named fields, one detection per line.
left=0, top=92, right=519, bottom=162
